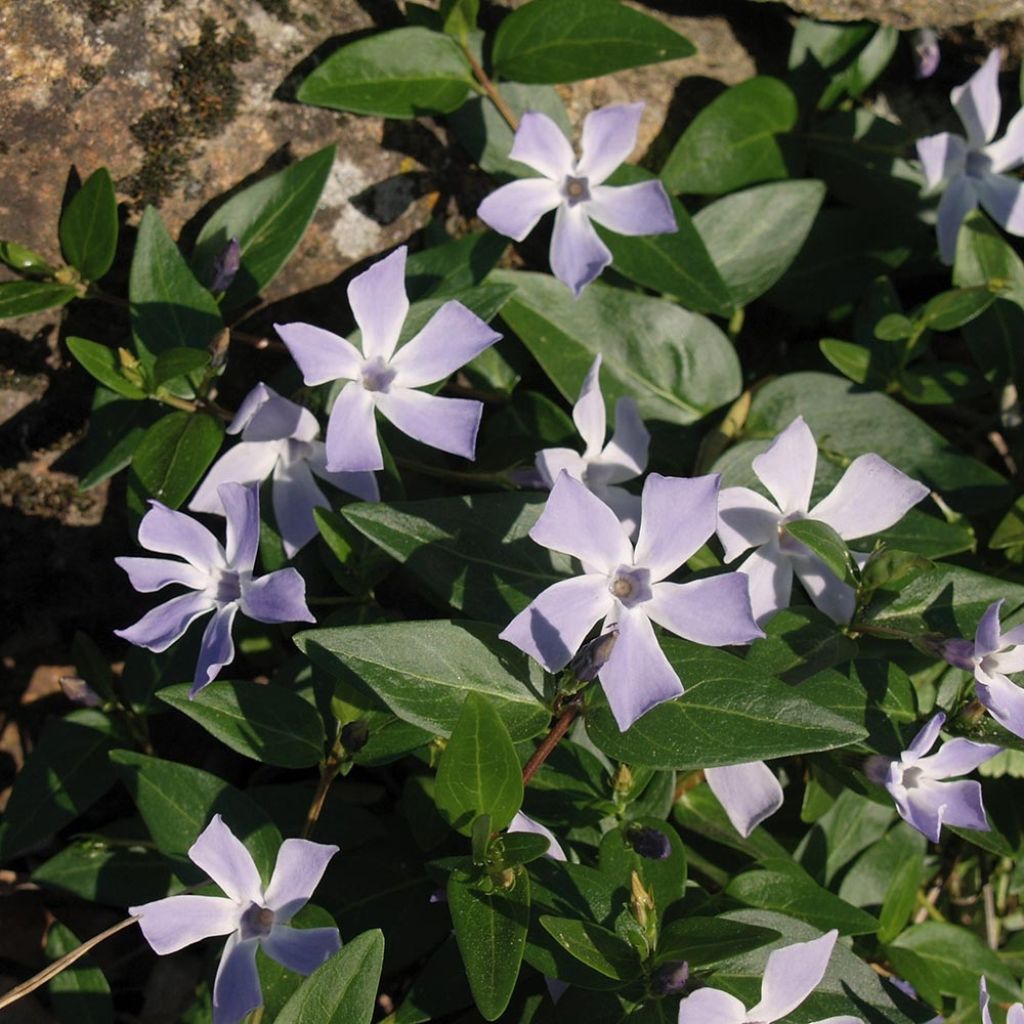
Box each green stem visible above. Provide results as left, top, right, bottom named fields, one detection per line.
left=394, top=456, right=516, bottom=490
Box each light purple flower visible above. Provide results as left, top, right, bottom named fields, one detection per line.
left=130, top=815, right=340, bottom=1024
left=981, top=976, right=1024, bottom=1024
left=477, top=102, right=677, bottom=296
left=916, top=50, right=1024, bottom=263
left=705, top=761, right=784, bottom=838
left=500, top=471, right=763, bottom=730
left=115, top=482, right=315, bottom=695
left=535, top=354, right=648, bottom=536
left=911, top=29, right=940, bottom=80
left=189, top=383, right=378, bottom=558
left=509, top=811, right=566, bottom=861
left=968, top=599, right=1024, bottom=740
left=866, top=712, right=1000, bottom=843
left=276, top=246, right=501, bottom=472
left=717, top=416, right=929, bottom=625
left=677, top=929, right=861, bottom=1024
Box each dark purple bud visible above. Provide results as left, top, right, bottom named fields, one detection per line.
left=568, top=628, right=619, bottom=682
left=60, top=675, right=103, bottom=707
left=209, top=236, right=241, bottom=292
left=625, top=823, right=671, bottom=860
left=507, top=466, right=546, bottom=489
left=650, top=959, right=689, bottom=996
left=341, top=719, right=370, bottom=755
left=863, top=754, right=891, bottom=786
left=919, top=634, right=975, bottom=670
left=911, top=29, right=940, bottom=79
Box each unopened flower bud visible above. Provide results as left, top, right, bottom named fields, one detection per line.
left=626, top=823, right=671, bottom=860
left=862, top=754, right=890, bottom=786
left=650, top=959, right=689, bottom=996
left=919, top=634, right=975, bottom=670
left=568, top=628, right=619, bottom=682
left=209, top=237, right=241, bottom=293
left=911, top=28, right=940, bottom=79
left=340, top=719, right=370, bottom=756
left=59, top=675, right=102, bottom=707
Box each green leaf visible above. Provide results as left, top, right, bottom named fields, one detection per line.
left=919, top=285, right=995, bottom=330
left=492, top=0, right=694, bottom=84
left=0, top=240, right=55, bottom=276
left=441, top=0, right=478, bottom=42
left=158, top=681, right=326, bottom=769
left=538, top=916, right=640, bottom=981
left=0, top=280, right=77, bottom=319
left=0, top=710, right=118, bottom=862
left=899, top=364, right=987, bottom=406
left=67, top=336, right=146, bottom=399
left=819, top=26, right=898, bottom=109
left=405, top=232, right=510, bottom=301
left=875, top=312, right=914, bottom=341
left=59, top=167, right=118, bottom=282
left=796, top=789, right=895, bottom=885
left=129, top=206, right=223, bottom=369
left=496, top=832, right=552, bottom=867
left=954, top=208, right=1024, bottom=305
left=492, top=270, right=741, bottom=426
left=584, top=641, right=866, bottom=770
left=449, top=867, right=530, bottom=1020
left=129, top=410, right=223, bottom=508
left=661, top=77, right=797, bottom=195
left=295, top=619, right=550, bottom=741
left=151, top=347, right=210, bottom=387
left=77, top=387, right=162, bottom=490
left=297, top=27, right=473, bottom=118
left=819, top=338, right=873, bottom=386
left=598, top=817, right=686, bottom=925
left=275, top=929, right=384, bottom=1024
left=991, top=494, right=1024, bottom=550
left=877, top=847, right=922, bottom=944
left=435, top=692, right=523, bottom=834
left=655, top=918, right=779, bottom=968
left=192, top=145, right=336, bottom=309
left=694, top=180, right=825, bottom=307
left=784, top=518, right=854, bottom=584
left=46, top=922, right=113, bottom=1024
left=109, top=750, right=282, bottom=881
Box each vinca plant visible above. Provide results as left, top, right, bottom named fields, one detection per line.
left=6, top=2, right=1024, bottom=1023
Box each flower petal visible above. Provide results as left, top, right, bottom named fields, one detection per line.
left=717, top=487, right=782, bottom=563
left=748, top=930, right=838, bottom=1023
left=975, top=668, right=1024, bottom=739
left=262, top=925, right=340, bottom=975
left=986, top=107, right=1024, bottom=173
left=115, top=556, right=208, bottom=593
left=739, top=541, right=794, bottom=626
left=213, top=933, right=262, bottom=1024
left=508, top=811, right=566, bottom=861
left=598, top=396, right=648, bottom=483
left=586, top=181, right=676, bottom=236
left=917, top=736, right=1001, bottom=778
left=307, top=440, right=379, bottom=502
left=115, top=592, right=214, bottom=652
left=476, top=178, right=562, bottom=241
left=270, top=457, right=328, bottom=558
left=809, top=454, right=928, bottom=540
left=977, top=170, right=1024, bottom=235
left=676, top=986, right=748, bottom=1024
left=231, top=384, right=320, bottom=443
left=752, top=416, right=818, bottom=515
left=274, top=323, right=362, bottom=385
left=390, top=300, right=501, bottom=389
left=138, top=502, right=224, bottom=571
left=936, top=173, right=978, bottom=265
left=375, top=388, right=482, bottom=460
left=549, top=202, right=612, bottom=297
left=910, top=777, right=989, bottom=835
left=576, top=102, right=644, bottom=184
left=916, top=132, right=968, bottom=190
left=218, top=483, right=260, bottom=572
left=535, top=447, right=587, bottom=489
left=634, top=473, right=719, bottom=582
left=951, top=50, right=1001, bottom=147
left=130, top=894, right=240, bottom=954
left=890, top=772, right=942, bottom=843
left=499, top=574, right=610, bottom=673
left=595, top=483, right=642, bottom=539
left=263, top=837, right=339, bottom=919
left=792, top=554, right=855, bottom=624
left=974, top=599, right=1004, bottom=657
left=573, top=355, right=607, bottom=457
left=508, top=110, right=575, bottom=180
left=905, top=712, right=945, bottom=760
left=704, top=761, right=784, bottom=838
left=529, top=471, right=632, bottom=573
left=189, top=443, right=282, bottom=515
left=188, top=814, right=263, bottom=904
left=980, top=977, right=994, bottom=1024
left=598, top=606, right=682, bottom=731
left=325, top=381, right=382, bottom=472
left=192, top=603, right=238, bottom=695
left=646, top=575, right=762, bottom=647
left=348, top=246, right=409, bottom=362
left=240, top=568, right=314, bottom=626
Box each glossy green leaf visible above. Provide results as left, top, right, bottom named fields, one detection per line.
left=538, top=916, right=640, bottom=980
left=0, top=280, right=77, bottom=319
left=919, top=285, right=995, bottom=330
left=819, top=26, right=898, bottom=109
left=151, top=346, right=210, bottom=387
left=158, top=681, right=326, bottom=769
left=662, top=77, right=797, bottom=195
left=297, top=28, right=473, bottom=117
left=77, top=387, right=163, bottom=490
left=492, top=0, right=694, bottom=84
left=129, top=410, right=223, bottom=508
left=819, top=338, right=872, bottom=386
left=441, top=0, right=478, bottom=41
left=597, top=817, right=686, bottom=925
left=899, top=363, right=987, bottom=406
left=991, top=494, right=1024, bottom=550
left=493, top=270, right=741, bottom=426
left=0, top=240, right=55, bottom=276
left=784, top=518, right=854, bottom=584
left=46, top=922, right=113, bottom=1024
left=954, top=208, right=1024, bottom=304
left=796, top=788, right=895, bottom=885
left=192, top=145, right=336, bottom=309
left=405, top=231, right=510, bottom=300
left=59, top=167, right=118, bottom=282
left=67, top=336, right=147, bottom=399
left=694, top=180, right=825, bottom=307
left=877, top=846, right=923, bottom=944
left=655, top=918, right=779, bottom=968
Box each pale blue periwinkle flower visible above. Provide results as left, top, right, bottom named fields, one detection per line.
left=508, top=811, right=566, bottom=861
left=866, top=712, right=1000, bottom=843
left=717, top=416, right=929, bottom=625
left=535, top=353, right=649, bottom=535
left=276, top=246, right=501, bottom=472
left=501, top=471, right=762, bottom=730
left=189, top=383, right=378, bottom=558
left=477, top=102, right=677, bottom=296
left=704, top=760, right=784, bottom=838
left=981, top=976, right=1023, bottom=1024
left=115, top=482, right=314, bottom=695
left=677, top=929, right=861, bottom=1024
left=131, top=815, right=340, bottom=1024
left=916, top=50, right=1024, bottom=263
left=968, top=599, right=1024, bottom=740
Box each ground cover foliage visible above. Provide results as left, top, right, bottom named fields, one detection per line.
left=4, top=2, right=1024, bottom=1022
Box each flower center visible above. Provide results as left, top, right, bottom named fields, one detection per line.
left=361, top=356, right=396, bottom=393
left=562, top=175, right=591, bottom=207
left=210, top=567, right=242, bottom=604
left=901, top=765, right=924, bottom=789
left=239, top=903, right=275, bottom=940
left=608, top=565, right=652, bottom=609
left=965, top=149, right=993, bottom=179
left=777, top=511, right=808, bottom=555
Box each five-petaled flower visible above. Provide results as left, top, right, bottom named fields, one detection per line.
left=189, top=383, right=378, bottom=558
left=705, top=760, right=784, bottom=838
left=534, top=354, right=649, bottom=535
left=717, top=416, right=929, bottom=625
left=961, top=599, right=1024, bottom=740
left=916, top=50, right=1024, bottom=263
left=477, top=102, right=677, bottom=296
left=115, top=482, right=314, bottom=694
left=865, top=712, right=1000, bottom=843
left=677, top=928, right=862, bottom=1024
left=500, top=471, right=763, bottom=730
left=276, top=246, right=501, bottom=472
left=131, top=815, right=340, bottom=1024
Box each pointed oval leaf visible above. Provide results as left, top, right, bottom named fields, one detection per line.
left=46, top=922, right=114, bottom=1024
left=67, top=336, right=147, bottom=399
left=538, top=915, right=641, bottom=980
left=129, top=410, right=224, bottom=508
left=59, top=167, right=118, bottom=282
left=0, top=280, right=78, bottom=319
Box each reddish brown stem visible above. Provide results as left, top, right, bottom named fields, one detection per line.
left=462, top=46, right=519, bottom=132
left=522, top=704, right=580, bottom=787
